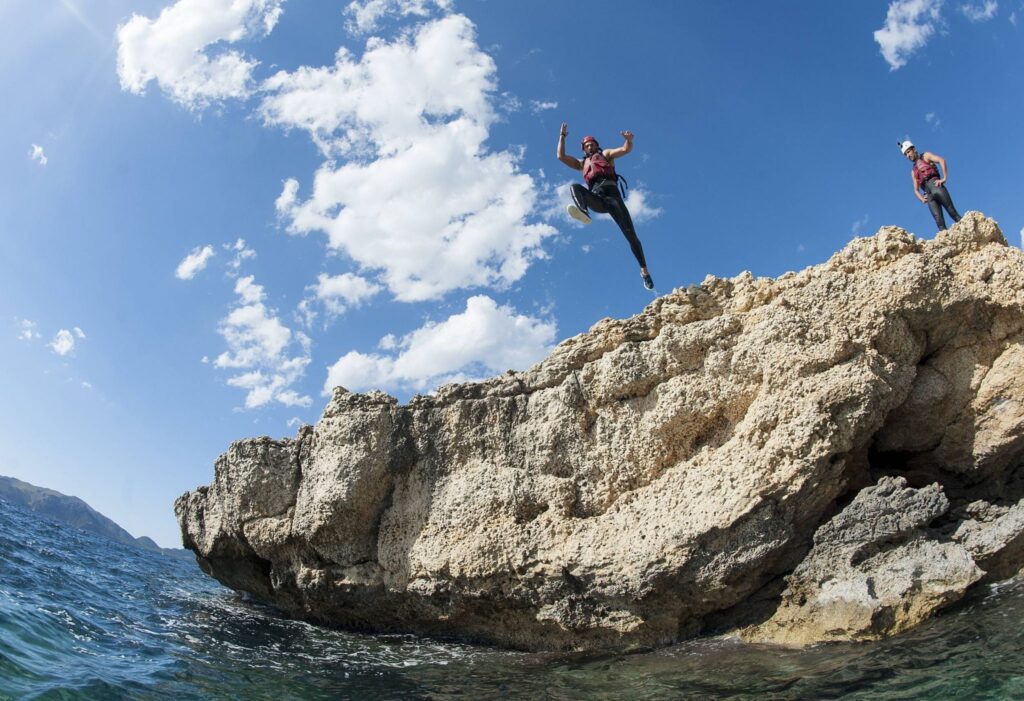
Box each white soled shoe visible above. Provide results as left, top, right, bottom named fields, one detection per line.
left=567, top=204, right=592, bottom=225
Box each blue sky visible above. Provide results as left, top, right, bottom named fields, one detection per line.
left=2, top=0, right=1022, bottom=548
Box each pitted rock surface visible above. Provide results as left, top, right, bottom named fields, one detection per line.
left=177, top=212, right=1024, bottom=651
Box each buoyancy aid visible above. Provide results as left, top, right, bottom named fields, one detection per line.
left=912, top=156, right=940, bottom=190
left=582, top=151, right=617, bottom=187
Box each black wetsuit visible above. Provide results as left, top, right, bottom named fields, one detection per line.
left=921, top=177, right=962, bottom=231
left=570, top=178, right=648, bottom=269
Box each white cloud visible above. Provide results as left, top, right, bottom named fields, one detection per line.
left=1019, top=226, right=1024, bottom=249
left=529, top=100, right=558, bottom=113
left=961, top=1, right=998, bottom=21
left=294, top=299, right=318, bottom=329
left=623, top=186, right=663, bottom=224
left=323, top=295, right=556, bottom=394
left=852, top=214, right=871, bottom=235
left=344, top=0, right=453, bottom=35
left=500, top=92, right=523, bottom=113
left=540, top=180, right=577, bottom=224
left=1010, top=9, right=1017, bottom=24
left=259, top=15, right=496, bottom=155
left=214, top=275, right=312, bottom=408
left=176, top=244, right=216, bottom=279
left=223, top=238, right=256, bottom=276
left=117, top=0, right=284, bottom=110
left=925, top=111, right=941, bottom=128
left=312, top=272, right=382, bottom=316
left=81, top=381, right=93, bottom=390
left=263, top=15, right=556, bottom=302
left=73, top=327, right=86, bottom=339
left=874, top=0, right=943, bottom=70
left=234, top=275, right=266, bottom=305
left=50, top=329, right=76, bottom=356
left=29, top=144, right=48, bottom=166
left=275, top=179, right=299, bottom=215
left=286, top=416, right=302, bottom=428
left=17, top=319, right=40, bottom=341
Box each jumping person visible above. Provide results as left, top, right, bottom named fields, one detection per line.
left=899, top=140, right=962, bottom=231
left=557, top=123, right=654, bottom=290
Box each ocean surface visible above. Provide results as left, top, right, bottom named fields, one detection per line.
left=2, top=498, right=1023, bottom=701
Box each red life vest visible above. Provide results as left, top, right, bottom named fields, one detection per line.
left=582, top=151, right=617, bottom=186
left=912, top=156, right=940, bottom=190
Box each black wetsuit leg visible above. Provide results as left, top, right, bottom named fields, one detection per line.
left=923, top=180, right=962, bottom=231
left=594, top=180, right=647, bottom=269
left=570, top=183, right=608, bottom=214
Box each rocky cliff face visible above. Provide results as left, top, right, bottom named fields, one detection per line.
left=177, top=212, right=1024, bottom=651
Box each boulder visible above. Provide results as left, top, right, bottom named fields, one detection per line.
left=742, top=476, right=982, bottom=645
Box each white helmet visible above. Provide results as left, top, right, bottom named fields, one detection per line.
left=899, top=140, right=915, bottom=155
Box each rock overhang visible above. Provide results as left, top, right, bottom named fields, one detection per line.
left=177, top=212, right=1024, bottom=651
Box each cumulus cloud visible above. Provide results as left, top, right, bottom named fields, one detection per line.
left=259, top=14, right=495, bottom=155
left=311, top=272, right=382, bottom=316
left=324, top=295, right=556, bottom=394
left=264, top=15, right=555, bottom=302
left=344, top=0, right=453, bottom=34
left=529, top=100, right=558, bottom=113
left=874, top=0, right=943, bottom=70
left=214, top=275, right=312, bottom=408
left=50, top=329, right=76, bottom=356
left=961, top=0, right=998, bottom=21
left=29, top=144, right=48, bottom=165
left=275, top=179, right=299, bottom=215
left=176, top=244, right=216, bottom=279
left=623, top=187, right=663, bottom=224
left=73, top=327, right=86, bottom=339
left=117, top=0, right=284, bottom=110
left=17, top=319, right=40, bottom=341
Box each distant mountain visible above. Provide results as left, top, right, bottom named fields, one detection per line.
left=0, top=475, right=192, bottom=560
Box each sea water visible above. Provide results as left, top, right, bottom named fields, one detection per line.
left=2, top=497, right=1023, bottom=700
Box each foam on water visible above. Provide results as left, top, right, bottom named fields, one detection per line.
left=2, top=497, right=1023, bottom=700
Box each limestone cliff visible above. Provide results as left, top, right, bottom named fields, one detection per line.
left=177, top=212, right=1024, bottom=651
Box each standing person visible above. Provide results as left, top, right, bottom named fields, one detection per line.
left=900, top=140, right=962, bottom=231
left=557, top=122, right=654, bottom=290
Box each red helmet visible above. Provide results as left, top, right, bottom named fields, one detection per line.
left=581, top=135, right=599, bottom=149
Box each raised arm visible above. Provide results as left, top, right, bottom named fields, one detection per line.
left=602, top=130, right=634, bottom=160
left=557, top=122, right=582, bottom=170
